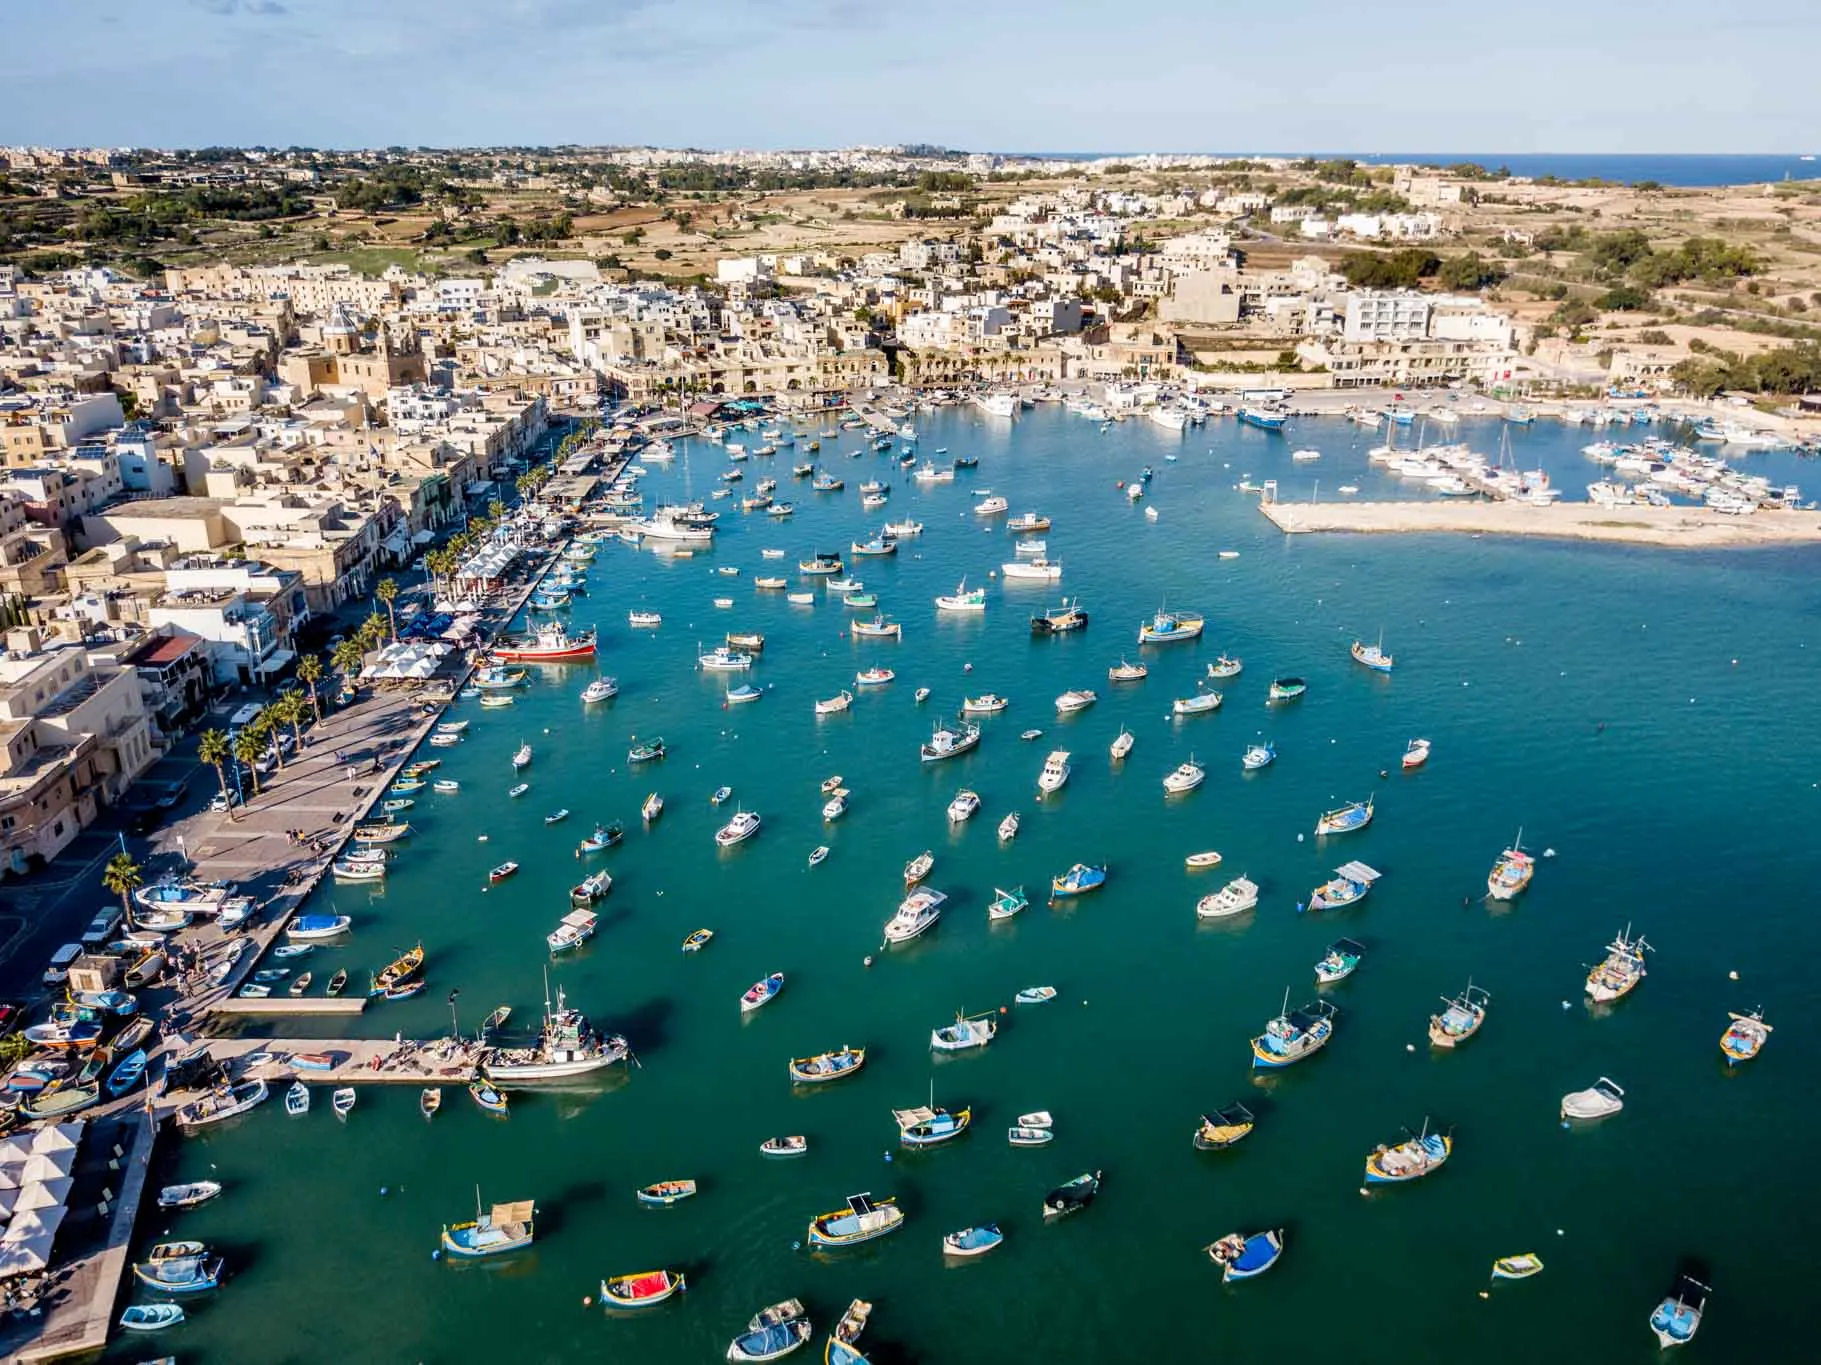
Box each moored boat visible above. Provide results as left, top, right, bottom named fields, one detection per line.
left=808, top=1193, right=904, bottom=1248
left=759, top=1135, right=808, bottom=1158
left=1267, top=677, right=1307, bottom=703
left=894, top=1098, right=971, bottom=1147
left=1429, top=982, right=1491, bottom=1048
left=1315, top=798, right=1373, bottom=836
left=1491, top=1253, right=1545, bottom=1282
left=1137, top=607, right=1204, bottom=644
left=903, top=850, right=934, bottom=884
left=1037, top=749, right=1071, bottom=796
left=1110, top=728, right=1134, bottom=761
left=1049, top=862, right=1105, bottom=897
left=158, top=1179, right=224, bottom=1211
left=1350, top=637, right=1394, bottom=672
left=441, top=1190, right=535, bottom=1258
left=1163, top=758, right=1205, bottom=795
left=601, top=1268, right=687, bottom=1308
left=1364, top=1121, right=1451, bottom=1183
left=1054, top=688, right=1096, bottom=713
left=1250, top=991, right=1337, bottom=1068
left=727, top=1305, right=812, bottom=1361
left=1043, top=1170, right=1101, bottom=1219
left=1242, top=740, right=1276, bottom=771
left=741, top=972, right=785, bottom=1013
left=930, top=1011, right=996, bottom=1052
left=1108, top=660, right=1147, bottom=682
left=1720, top=1008, right=1771, bottom=1064
left=1487, top=833, right=1535, bottom=900
left=1029, top=598, right=1087, bottom=635
left=789, top=1045, right=866, bottom=1084
left=1402, top=737, right=1431, bottom=769
left=919, top=717, right=980, bottom=761
left=884, top=887, right=946, bottom=943
left=943, top=1224, right=1003, bottom=1257
left=988, top=886, right=1028, bottom=921
left=1560, top=1076, right=1625, bottom=1121
left=1314, top=938, right=1366, bottom=983
left=1193, top=1101, right=1256, bottom=1150
left=635, top=1180, right=699, bottom=1207
left=1649, top=1272, right=1710, bottom=1350
left=1206, top=1229, right=1284, bottom=1282
left=1307, top=861, right=1381, bottom=912
left=1585, top=926, right=1650, bottom=1002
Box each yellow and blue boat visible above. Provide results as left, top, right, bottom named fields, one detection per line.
left=806, top=1193, right=903, bottom=1249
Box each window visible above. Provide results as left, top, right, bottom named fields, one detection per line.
left=52, top=820, right=63, bottom=836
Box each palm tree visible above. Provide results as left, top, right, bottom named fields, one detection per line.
left=358, top=612, right=387, bottom=652
left=376, top=577, right=399, bottom=641
left=488, top=498, right=505, bottom=524
left=232, top=729, right=265, bottom=795
left=198, top=728, right=235, bottom=816
left=255, top=710, right=286, bottom=772
left=332, top=637, right=365, bottom=685
left=102, top=850, right=143, bottom=921
left=297, top=653, right=324, bottom=724
left=276, top=692, right=307, bottom=750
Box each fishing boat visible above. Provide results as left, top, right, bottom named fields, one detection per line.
left=479, top=693, right=516, bottom=709
left=1043, top=1170, right=1101, bottom=1219
left=759, top=1136, right=808, bottom=1158
left=1401, top=737, right=1431, bottom=769
left=380, top=798, right=414, bottom=814
left=285, top=972, right=313, bottom=998
left=814, top=689, right=855, bottom=717
left=715, top=810, right=762, bottom=848
left=1193, top=1101, right=1256, bottom=1150
left=21, top=1019, right=103, bottom=1050
left=1560, top=1077, right=1625, bottom=1120
left=1241, top=740, right=1276, bottom=771
left=1487, top=834, right=1535, bottom=900
left=374, top=943, right=425, bottom=993
left=727, top=1305, right=813, bottom=1361
left=158, top=1180, right=224, bottom=1211
left=843, top=593, right=878, bottom=610
left=1049, top=862, right=1106, bottom=897
left=1315, top=937, right=1366, bottom=984
left=919, top=718, right=980, bottom=761
left=329, top=1086, right=356, bottom=1119
left=885, top=888, right=946, bottom=943
left=1138, top=607, right=1205, bottom=644
left=741, top=972, right=785, bottom=1013
left=1364, top=1122, right=1451, bottom=1183
left=808, top=1193, right=904, bottom=1248
left=848, top=616, right=901, bottom=640
left=988, top=886, right=1028, bottom=920
left=547, top=909, right=599, bottom=954
left=1029, top=598, right=1088, bottom=634
left=1110, top=728, right=1134, bottom=760
left=1491, top=1253, right=1545, bottom=1282
left=936, top=579, right=987, bottom=613
left=1163, top=758, right=1206, bottom=794
left=1207, top=1230, right=1284, bottom=1282
left=903, top=850, right=935, bottom=884
left=1649, top=1273, right=1710, bottom=1349
left=120, top=1304, right=186, bottom=1333
left=1350, top=637, right=1394, bottom=672
left=1585, top=926, right=1650, bottom=1002
left=441, top=1190, right=535, bottom=1258
left=483, top=985, right=630, bottom=1082
left=581, top=678, right=618, bottom=705
left=628, top=610, right=663, bottom=628
left=698, top=645, right=754, bottom=671
left=420, top=1087, right=441, bottom=1120
left=351, top=822, right=409, bottom=843
left=627, top=737, right=667, bottom=763
left=1315, top=798, right=1373, bottom=835
left=943, top=1224, right=1004, bottom=1258
left=511, top=743, right=534, bottom=770
left=1267, top=677, right=1307, bottom=703
left=491, top=622, right=597, bottom=662
left=636, top=1179, right=699, bottom=1207
left=433, top=778, right=461, bottom=793
left=1007, top=512, right=1051, bottom=533
left=883, top=518, right=923, bottom=538
left=601, top=1268, right=687, bottom=1309
left=19, top=1082, right=100, bottom=1120
left=1174, top=687, right=1224, bottom=716
left=1308, top=861, right=1380, bottom=911
left=1721, top=1008, right=1772, bottom=1064
left=930, top=1012, right=996, bottom=1052
left=789, top=1045, right=866, bottom=1084
left=854, top=667, right=895, bottom=687
left=544, top=808, right=571, bottom=826
left=961, top=692, right=1008, bottom=714
left=682, top=929, right=714, bottom=953
left=1015, top=985, right=1058, bottom=1004
left=1251, top=993, right=1338, bottom=1069
left=469, top=1081, right=509, bottom=1114
left=894, top=1091, right=972, bottom=1146
left=175, top=1078, right=269, bottom=1128
left=1429, top=982, right=1491, bottom=1048
left=331, top=858, right=386, bottom=881
left=947, top=789, right=981, bottom=822
left=756, top=575, right=789, bottom=590
left=1108, top=660, right=1147, bottom=682
left=1054, top=688, right=1096, bottom=713
left=326, top=968, right=349, bottom=996
left=1208, top=655, right=1243, bottom=679
left=474, top=666, right=529, bottom=691
left=1181, top=849, right=1223, bottom=871
left=799, top=551, right=843, bottom=576
left=1002, top=557, right=1062, bottom=582
left=641, top=792, right=664, bottom=823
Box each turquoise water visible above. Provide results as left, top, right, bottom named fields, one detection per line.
left=126, top=408, right=1819, bottom=1362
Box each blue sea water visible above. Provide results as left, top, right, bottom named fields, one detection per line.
left=126, top=407, right=1821, bottom=1364
left=1018, top=152, right=1819, bottom=187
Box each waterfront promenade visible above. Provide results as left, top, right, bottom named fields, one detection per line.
left=1258, top=496, right=1821, bottom=547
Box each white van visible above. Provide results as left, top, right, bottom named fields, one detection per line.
left=229, top=703, right=264, bottom=729
left=43, top=942, right=83, bottom=986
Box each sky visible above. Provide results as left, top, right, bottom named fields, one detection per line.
left=3, top=0, right=1815, bottom=152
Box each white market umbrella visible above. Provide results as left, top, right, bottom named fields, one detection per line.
left=0, top=1234, right=52, bottom=1277
left=12, top=1179, right=72, bottom=1213
left=1, top=1206, right=64, bottom=1243
left=29, top=1122, right=83, bottom=1155
left=0, top=1187, right=16, bottom=1219
left=0, top=1138, right=32, bottom=1164
left=17, top=1152, right=73, bottom=1182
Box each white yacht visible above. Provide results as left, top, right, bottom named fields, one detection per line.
left=1001, top=558, right=1062, bottom=582
left=974, top=392, right=1018, bottom=419
left=580, top=678, right=618, bottom=705
left=1148, top=406, right=1188, bottom=431
left=714, top=810, right=762, bottom=848
left=975, top=495, right=1009, bottom=516
left=947, top=790, right=981, bottom=823
left=1196, top=876, right=1260, bottom=920
left=633, top=506, right=715, bottom=543
left=1163, top=758, right=1206, bottom=795
left=884, top=888, right=947, bottom=944
left=1037, top=750, right=1072, bottom=797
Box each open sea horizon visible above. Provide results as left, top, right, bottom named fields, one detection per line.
left=1010, top=152, right=1819, bottom=187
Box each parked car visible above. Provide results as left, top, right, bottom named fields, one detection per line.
left=81, top=907, right=123, bottom=950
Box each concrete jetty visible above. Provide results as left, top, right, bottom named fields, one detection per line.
left=201, top=1034, right=482, bottom=1085
left=1257, top=498, right=1821, bottom=549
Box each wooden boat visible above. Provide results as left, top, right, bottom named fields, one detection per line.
left=806, top=1192, right=904, bottom=1248
left=1208, top=655, right=1243, bottom=679
left=1137, top=607, right=1204, bottom=644
left=351, top=822, right=409, bottom=843
left=1649, top=1272, right=1710, bottom=1349
left=120, top=1304, right=186, bottom=1333
left=1429, top=982, right=1491, bottom=1048
left=1054, top=688, right=1096, bottom=713
left=1043, top=1170, right=1101, bottom=1219
left=808, top=846, right=829, bottom=867
left=988, top=886, right=1028, bottom=921
left=1251, top=992, right=1338, bottom=1069
left=548, top=909, right=599, bottom=954
left=1008, top=1125, right=1054, bottom=1146
left=1029, top=598, right=1087, bottom=635
left=1049, top=862, right=1106, bottom=897
left=375, top=943, right=424, bottom=992
left=1315, top=797, right=1373, bottom=835
left=175, top=1078, right=268, bottom=1128
left=1585, top=926, right=1650, bottom=1002
left=930, top=1012, right=996, bottom=1052
left=894, top=1096, right=971, bottom=1147
left=488, top=861, right=520, bottom=883
left=1184, top=850, right=1223, bottom=870
left=759, top=1135, right=808, bottom=1157
left=820, top=774, right=844, bottom=795
left=420, top=1087, right=442, bottom=1120
left=157, top=1180, right=224, bottom=1211
left=1364, top=1122, right=1451, bottom=1183
left=727, top=1308, right=812, bottom=1361
left=331, top=1086, right=356, bottom=1119
left=544, top=808, right=571, bottom=825
left=1308, top=861, right=1380, bottom=911
left=133, top=1247, right=224, bottom=1294
left=788, top=1045, right=866, bottom=1084
left=1721, top=1008, right=1772, bottom=1064
left=1492, top=1253, right=1545, bottom=1281
left=1314, top=937, right=1365, bottom=984
left=741, top=971, right=785, bottom=1013
left=576, top=822, right=624, bottom=854
left=903, top=850, right=934, bottom=884
left=1194, top=1101, right=1256, bottom=1150
left=19, top=1082, right=101, bottom=1120
left=292, top=1052, right=335, bottom=1072
left=1401, top=737, right=1431, bottom=769
left=636, top=1179, right=699, bottom=1206
left=854, top=667, right=894, bottom=687
left=682, top=929, right=714, bottom=952
left=1207, top=1229, right=1284, bottom=1282
left=944, top=1224, right=1004, bottom=1257
left=481, top=1005, right=511, bottom=1034
left=469, top=1081, right=509, bottom=1115
left=326, top=969, right=349, bottom=997
left=1108, top=660, right=1147, bottom=682
left=286, top=972, right=313, bottom=997
left=1350, top=637, right=1394, bottom=672
left=825, top=1298, right=873, bottom=1365
left=441, top=1190, right=535, bottom=1258
left=600, top=1268, right=686, bottom=1308
left=1487, top=835, right=1535, bottom=900
left=627, top=737, right=666, bottom=763
left=1109, top=728, right=1134, bottom=761
left=1266, top=677, right=1307, bottom=703
left=571, top=870, right=613, bottom=904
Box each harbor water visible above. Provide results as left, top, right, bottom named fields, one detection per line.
left=128, top=406, right=1819, bottom=1362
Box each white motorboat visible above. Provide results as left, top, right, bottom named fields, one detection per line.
left=935, top=579, right=987, bottom=613
left=946, top=789, right=981, bottom=823
left=815, top=690, right=853, bottom=716
left=714, top=810, right=762, bottom=848
left=1037, top=749, right=1071, bottom=796
left=822, top=790, right=849, bottom=822
left=1197, top=876, right=1260, bottom=920
left=581, top=678, right=618, bottom=705
left=1560, top=1077, right=1625, bottom=1121
left=961, top=693, right=1008, bottom=714
left=997, top=811, right=1020, bottom=842
left=1110, top=728, right=1134, bottom=760
left=1054, top=689, right=1096, bottom=714
left=975, top=495, right=1009, bottom=516
left=884, top=888, right=947, bottom=944
left=1163, top=758, right=1205, bottom=795
left=1001, top=558, right=1062, bottom=582
left=1173, top=688, right=1222, bottom=716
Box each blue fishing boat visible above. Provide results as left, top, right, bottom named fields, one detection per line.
left=1250, top=991, right=1338, bottom=1069
left=1315, top=797, right=1374, bottom=836
left=1363, top=1121, right=1452, bottom=1184
left=1238, top=405, right=1287, bottom=431
left=1207, top=1229, right=1284, bottom=1282
left=469, top=1081, right=509, bottom=1115
left=1050, top=862, right=1107, bottom=897
left=133, top=1247, right=224, bottom=1294
left=1242, top=740, right=1276, bottom=770
left=105, top=1048, right=148, bottom=1097
left=1720, top=1009, right=1771, bottom=1064
left=1307, top=861, right=1381, bottom=911
left=788, top=1045, right=866, bottom=1084
left=576, top=822, right=623, bottom=854
left=1649, top=1272, right=1710, bottom=1349
left=1136, top=606, right=1205, bottom=644
left=943, top=1224, right=1004, bottom=1257
left=727, top=1305, right=813, bottom=1362
left=806, top=1192, right=904, bottom=1248
left=1350, top=636, right=1394, bottom=672
left=1314, top=938, right=1366, bottom=984
left=894, top=1087, right=971, bottom=1147
left=440, top=1190, right=535, bottom=1257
